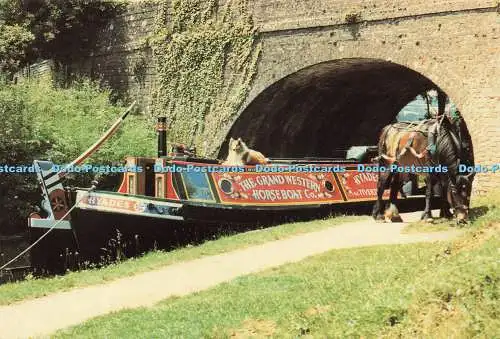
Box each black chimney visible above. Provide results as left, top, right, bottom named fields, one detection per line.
left=157, top=117, right=167, bottom=157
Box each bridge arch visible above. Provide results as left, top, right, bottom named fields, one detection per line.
left=219, top=58, right=467, bottom=159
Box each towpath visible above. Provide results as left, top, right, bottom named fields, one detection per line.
left=0, top=211, right=462, bottom=338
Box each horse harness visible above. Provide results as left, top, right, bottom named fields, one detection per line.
left=374, top=118, right=442, bottom=164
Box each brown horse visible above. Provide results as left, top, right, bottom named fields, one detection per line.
left=372, top=116, right=474, bottom=224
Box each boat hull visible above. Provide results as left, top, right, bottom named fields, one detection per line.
left=27, top=157, right=434, bottom=272
left=29, top=194, right=429, bottom=273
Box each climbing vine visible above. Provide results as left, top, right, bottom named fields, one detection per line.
left=150, top=0, right=261, bottom=156
left=131, top=51, right=148, bottom=88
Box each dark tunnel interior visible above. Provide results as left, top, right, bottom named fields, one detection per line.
left=218, top=58, right=444, bottom=159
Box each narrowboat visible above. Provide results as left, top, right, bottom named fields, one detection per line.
left=27, top=104, right=424, bottom=270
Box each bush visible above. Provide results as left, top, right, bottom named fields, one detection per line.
left=0, top=82, right=51, bottom=233
left=0, top=24, right=35, bottom=73
left=0, top=79, right=156, bottom=234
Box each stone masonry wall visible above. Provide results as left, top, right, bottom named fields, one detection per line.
left=71, top=2, right=159, bottom=112
left=80, top=0, right=499, bottom=193
left=245, top=1, right=500, bottom=194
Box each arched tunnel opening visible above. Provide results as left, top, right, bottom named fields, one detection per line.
left=218, top=58, right=472, bottom=161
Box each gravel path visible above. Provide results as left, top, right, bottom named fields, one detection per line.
left=0, top=212, right=462, bottom=338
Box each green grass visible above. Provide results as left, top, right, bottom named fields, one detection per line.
left=402, top=220, right=454, bottom=233
left=402, top=191, right=499, bottom=234
left=383, top=191, right=500, bottom=338
left=0, top=214, right=365, bottom=306
left=53, top=191, right=500, bottom=338
left=383, top=232, right=499, bottom=338
left=55, top=242, right=441, bottom=338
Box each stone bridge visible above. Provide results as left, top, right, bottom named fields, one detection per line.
left=83, top=0, right=500, bottom=193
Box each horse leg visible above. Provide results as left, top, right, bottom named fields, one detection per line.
left=373, top=171, right=391, bottom=220
left=421, top=174, right=433, bottom=222
left=387, top=172, right=403, bottom=222
left=372, top=171, right=386, bottom=220
left=440, top=200, right=453, bottom=219
left=389, top=172, right=400, bottom=205
left=438, top=177, right=453, bottom=219
left=398, top=175, right=407, bottom=198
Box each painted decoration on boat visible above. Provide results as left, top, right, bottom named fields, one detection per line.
left=180, top=171, right=215, bottom=202
left=78, top=192, right=184, bottom=220
left=212, top=166, right=388, bottom=205
left=212, top=171, right=343, bottom=205
left=84, top=195, right=146, bottom=213
left=338, top=170, right=389, bottom=201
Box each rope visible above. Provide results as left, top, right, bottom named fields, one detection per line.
left=0, top=187, right=95, bottom=271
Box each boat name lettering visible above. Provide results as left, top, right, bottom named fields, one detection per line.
left=251, top=189, right=303, bottom=201
left=352, top=172, right=378, bottom=185
left=87, top=196, right=136, bottom=210
left=351, top=188, right=377, bottom=197
left=238, top=175, right=320, bottom=192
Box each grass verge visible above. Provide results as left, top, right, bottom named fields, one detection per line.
left=53, top=191, right=499, bottom=338
left=402, top=191, right=497, bottom=234
left=0, top=214, right=365, bottom=306
left=382, top=191, right=500, bottom=338
left=55, top=242, right=442, bottom=338
left=402, top=220, right=453, bottom=233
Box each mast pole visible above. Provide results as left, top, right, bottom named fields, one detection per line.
left=58, top=101, right=136, bottom=178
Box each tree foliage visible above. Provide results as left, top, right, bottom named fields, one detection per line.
left=0, top=0, right=125, bottom=73
left=0, top=79, right=155, bottom=234
left=0, top=81, right=51, bottom=233
left=0, top=24, right=34, bottom=73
